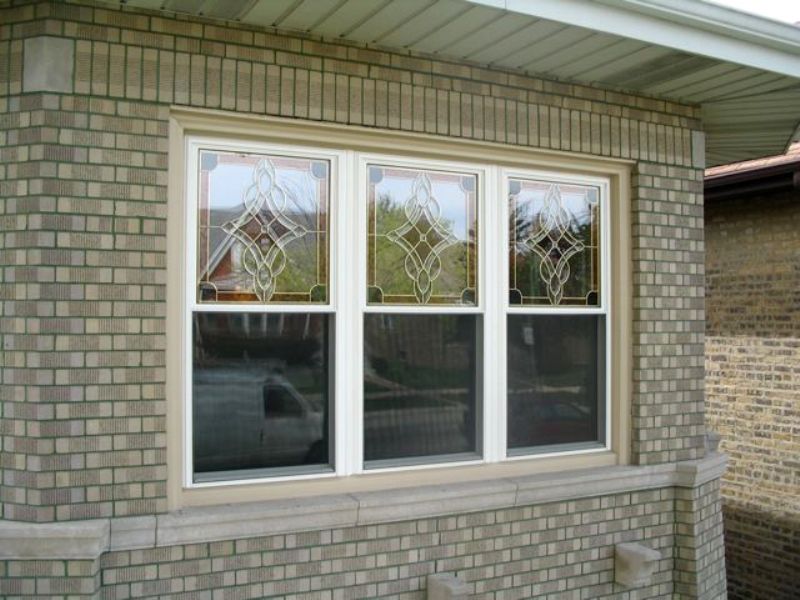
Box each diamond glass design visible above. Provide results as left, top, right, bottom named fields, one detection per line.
left=197, top=150, right=329, bottom=304
left=509, top=179, right=599, bottom=306
left=367, top=166, right=477, bottom=305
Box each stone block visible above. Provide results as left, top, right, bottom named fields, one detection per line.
left=23, top=36, right=74, bottom=93
left=614, top=542, right=661, bottom=587
left=427, top=573, right=469, bottom=600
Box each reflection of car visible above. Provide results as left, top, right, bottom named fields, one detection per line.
left=193, top=371, right=325, bottom=476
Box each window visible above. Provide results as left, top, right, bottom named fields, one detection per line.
left=179, top=127, right=617, bottom=489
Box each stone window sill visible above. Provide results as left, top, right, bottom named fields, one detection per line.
left=0, top=453, right=726, bottom=560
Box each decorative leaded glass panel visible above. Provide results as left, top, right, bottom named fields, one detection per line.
left=367, top=165, right=477, bottom=305
left=509, top=179, right=600, bottom=306
left=197, top=150, right=329, bottom=304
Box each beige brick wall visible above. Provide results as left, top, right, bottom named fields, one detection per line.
left=0, top=0, right=706, bottom=523
left=706, top=190, right=800, bottom=599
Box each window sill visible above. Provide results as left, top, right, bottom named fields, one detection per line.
left=0, top=453, right=726, bottom=560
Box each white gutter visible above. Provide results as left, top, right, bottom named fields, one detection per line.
left=467, top=0, right=800, bottom=78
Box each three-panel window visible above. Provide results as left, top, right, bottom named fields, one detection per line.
left=184, top=136, right=610, bottom=486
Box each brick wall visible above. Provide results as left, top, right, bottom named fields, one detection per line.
left=2, top=488, right=683, bottom=599
left=0, top=0, right=722, bottom=597
left=705, top=190, right=800, bottom=599
left=0, top=0, right=707, bottom=523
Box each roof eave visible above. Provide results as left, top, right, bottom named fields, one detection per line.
left=467, top=0, right=800, bottom=78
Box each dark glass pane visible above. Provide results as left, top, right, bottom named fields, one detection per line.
left=364, top=314, right=480, bottom=464
left=507, top=315, right=604, bottom=451
left=192, top=312, right=332, bottom=481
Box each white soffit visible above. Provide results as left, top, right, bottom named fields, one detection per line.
left=101, top=0, right=800, bottom=166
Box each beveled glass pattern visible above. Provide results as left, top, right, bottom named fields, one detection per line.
left=509, top=179, right=599, bottom=306
left=367, top=165, right=477, bottom=305
left=507, top=314, right=604, bottom=450
left=363, top=314, right=479, bottom=464
left=197, top=150, right=329, bottom=304
left=192, top=312, right=332, bottom=480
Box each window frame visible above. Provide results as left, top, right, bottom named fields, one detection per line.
left=356, top=154, right=489, bottom=472
left=184, top=138, right=346, bottom=487
left=500, top=168, right=612, bottom=459
left=166, top=109, right=631, bottom=508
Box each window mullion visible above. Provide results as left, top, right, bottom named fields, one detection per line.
left=483, top=166, right=506, bottom=463
left=335, top=150, right=363, bottom=476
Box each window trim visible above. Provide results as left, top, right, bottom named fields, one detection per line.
left=166, top=108, right=631, bottom=509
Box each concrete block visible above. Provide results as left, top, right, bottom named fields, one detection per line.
left=691, top=130, right=705, bottom=169
left=705, top=430, right=721, bottom=453
left=110, top=516, right=156, bottom=551
left=427, top=573, right=469, bottom=600
left=23, top=36, right=74, bottom=93
left=156, top=494, right=358, bottom=546
left=0, top=519, right=108, bottom=560
left=353, top=479, right=516, bottom=525
left=615, top=542, right=661, bottom=587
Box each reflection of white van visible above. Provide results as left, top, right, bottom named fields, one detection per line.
left=194, top=368, right=474, bottom=476
left=193, top=371, right=325, bottom=476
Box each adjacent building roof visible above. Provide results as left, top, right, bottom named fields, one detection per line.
left=705, top=141, right=800, bottom=200
left=707, top=140, right=800, bottom=177
left=100, top=0, right=800, bottom=166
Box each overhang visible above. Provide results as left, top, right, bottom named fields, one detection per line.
left=99, top=0, right=800, bottom=166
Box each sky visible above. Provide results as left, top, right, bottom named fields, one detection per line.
left=708, top=0, right=800, bottom=24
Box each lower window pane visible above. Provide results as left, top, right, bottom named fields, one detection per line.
left=364, top=314, right=480, bottom=465
left=192, top=312, right=332, bottom=481
left=507, top=314, right=605, bottom=452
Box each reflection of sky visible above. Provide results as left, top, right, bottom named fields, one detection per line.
left=207, top=162, right=321, bottom=225
left=516, top=188, right=593, bottom=227
left=376, top=177, right=472, bottom=240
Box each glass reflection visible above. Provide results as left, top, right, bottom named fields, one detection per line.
left=507, top=315, right=604, bottom=451
left=197, top=150, right=329, bottom=304
left=364, top=314, right=479, bottom=464
left=509, top=180, right=599, bottom=306
left=192, top=312, right=331, bottom=480
left=367, top=165, right=477, bottom=306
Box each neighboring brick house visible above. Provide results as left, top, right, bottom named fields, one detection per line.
left=1, top=1, right=799, bottom=598
left=705, top=142, right=800, bottom=600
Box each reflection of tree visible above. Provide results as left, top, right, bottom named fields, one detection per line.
left=511, top=210, right=592, bottom=302
left=374, top=193, right=475, bottom=302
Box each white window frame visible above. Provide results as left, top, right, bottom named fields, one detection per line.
left=178, top=127, right=616, bottom=492
left=355, top=153, right=489, bottom=474
left=500, top=168, right=612, bottom=460
left=183, top=137, right=346, bottom=487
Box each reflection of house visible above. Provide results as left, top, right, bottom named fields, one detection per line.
left=705, top=142, right=800, bottom=600
left=200, top=208, right=321, bottom=301
left=5, top=1, right=800, bottom=598
left=193, top=312, right=325, bottom=361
